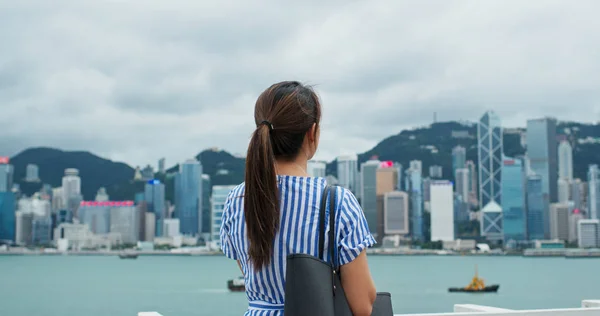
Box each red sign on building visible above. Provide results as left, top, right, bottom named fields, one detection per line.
left=0, top=156, right=9, bottom=164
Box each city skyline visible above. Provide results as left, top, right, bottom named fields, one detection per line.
left=1, top=1, right=600, bottom=166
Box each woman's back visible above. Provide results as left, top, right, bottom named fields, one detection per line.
left=220, top=175, right=375, bottom=315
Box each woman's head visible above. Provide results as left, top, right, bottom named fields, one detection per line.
left=244, top=81, right=322, bottom=270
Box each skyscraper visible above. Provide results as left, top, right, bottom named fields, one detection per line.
left=145, top=180, right=166, bottom=236
left=0, top=158, right=14, bottom=193
left=409, top=160, right=422, bottom=176
left=466, top=160, right=478, bottom=203
left=25, top=164, right=40, bottom=182
left=455, top=168, right=470, bottom=203
left=383, top=191, right=409, bottom=236
left=201, top=174, right=212, bottom=236
left=588, top=165, right=599, bottom=220
left=307, top=161, right=326, bottom=178
left=109, top=202, right=140, bottom=244
left=337, top=154, right=358, bottom=193
left=526, top=118, right=558, bottom=202
left=478, top=111, right=503, bottom=210
left=0, top=192, right=16, bottom=242
left=526, top=174, right=549, bottom=240
left=429, top=165, right=443, bottom=179
left=557, top=178, right=570, bottom=204
left=558, top=141, right=573, bottom=181
left=452, top=146, right=466, bottom=176
left=158, top=158, right=166, bottom=174
left=501, top=157, right=526, bottom=242
left=175, top=159, right=202, bottom=236
left=430, top=180, right=454, bottom=242
left=577, top=219, right=599, bottom=248
left=62, top=169, right=82, bottom=216
left=376, top=163, right=398, bottom=241
left=571, top=179, right=585, bottom=211
left=361, top=159, right=380, bottom=236
left=406, top=169, right=424, bottom=241
left=211, top=185, right=236, bottom=248
left=549, top=203, right=569, bottom=241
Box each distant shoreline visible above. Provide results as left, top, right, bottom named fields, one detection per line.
left=1, top=248, right=598, bottom=258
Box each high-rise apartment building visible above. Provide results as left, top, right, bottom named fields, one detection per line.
left=337, top=154, right=358, bottom=193
left=549, top=203, right=569, bottom=242
left=175, top=159, right=202, bottom=236
left=478, top=111, right=503, bottom=210
left=307, top=161, right=326, bottom=178
left=430, top=180, right=454, bottom=242
left=211, top=185, right=236, bottom=248
left=383, top=191, right=409, bottom=236
left=158, top=158, right=166, bottom=174
left=578, top=219, right=599, bottom=248
left=109, top=203, right=140, bottom=244
left=526, top=118, right=558, bottom=202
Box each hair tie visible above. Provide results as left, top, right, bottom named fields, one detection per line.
left=259, top=120, right=274, bottom=132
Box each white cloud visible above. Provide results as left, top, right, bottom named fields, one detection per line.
left=1, top=0, right=599, bottom=167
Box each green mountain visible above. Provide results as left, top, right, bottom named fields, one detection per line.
left=8, top=121, right=600, bottom=202
left=10, top=147, right=134, bottom=200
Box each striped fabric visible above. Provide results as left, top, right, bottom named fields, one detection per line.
left=220, top=175, right=376, bottom=316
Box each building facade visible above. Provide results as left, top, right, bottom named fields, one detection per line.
left=501, top=157, right=526, bottom=242
left=383, top=191, right=409, bottom=236
left=211, top=185, right=236, bottom=248
left=430, top=180, right=454, bottom=242
left=549, top=203, right=569, bottom=242
left=145, top=180, right=166, bottom=236
left=452, top=146, right=466, bottom=176
left=0, top=192, right=16, bottom=242
left=307, top=161, right=326, bottom=178
left=478, top=111, right=503, bottom=210
left=588, top=165, right=599, bottom=220
left=558, top=141, right=573, bottom=181
left=526, top=174, right=549, bottom=240
left=577, top=219, right=599, bottom=248
left=109, top=203, right=140, bottom=244
left=526, top=118, right=558, bottom=202
left=175, top=159, right=202, bottom=236
left=455, top=168, right=470, bottom=203
left=360, top=160, right=380, bottom=236
left=337, top=154, right=358, bottom=193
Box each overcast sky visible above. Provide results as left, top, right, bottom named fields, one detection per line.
left=1, top=0, right=599, bottom=167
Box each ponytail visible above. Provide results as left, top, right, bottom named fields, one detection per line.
left=244, top=123, right=279, bottom=270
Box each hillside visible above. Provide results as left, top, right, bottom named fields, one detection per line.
left=10, top=147, right=134, bottom=200
left=8, top=121, right=600, bottom=202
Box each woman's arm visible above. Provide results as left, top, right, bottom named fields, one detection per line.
left=340, top=250, right=376, bottom=316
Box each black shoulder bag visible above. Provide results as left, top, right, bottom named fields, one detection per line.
left=284, top=185, right=393, bottom=316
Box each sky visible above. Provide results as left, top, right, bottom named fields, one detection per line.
left=1, top=0, right=599, bottom=168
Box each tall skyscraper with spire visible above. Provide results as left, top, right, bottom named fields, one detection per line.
left=478, top=111, right=503, bottom=242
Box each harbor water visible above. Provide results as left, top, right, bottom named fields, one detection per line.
left=0, top=255, right=598, bottom=315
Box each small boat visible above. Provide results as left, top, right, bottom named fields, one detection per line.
left=118, top=253, right=138, bottom=259
left=227, top=276, right=245, bottom=292
left=448, top=265, right=499, bottom=293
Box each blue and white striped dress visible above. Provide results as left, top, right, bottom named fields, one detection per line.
left=220, top=175, right=376, bottom=316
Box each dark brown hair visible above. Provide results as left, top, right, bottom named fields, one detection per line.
left=244, top=81, right=321, bottom=270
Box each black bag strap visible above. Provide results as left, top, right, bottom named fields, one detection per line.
left=327, top=185, right=337, bottom=268
left=318, top=184, right=337, bottom=268
left=318, top=185, right=329, bottom=261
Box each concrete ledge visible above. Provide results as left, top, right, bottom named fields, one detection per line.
left=138, top=313, right=163, bottom=316
left=454, top=304, right=514, bottom=312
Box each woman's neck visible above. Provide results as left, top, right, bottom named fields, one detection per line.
left=275, top=158, right=309, bottom=177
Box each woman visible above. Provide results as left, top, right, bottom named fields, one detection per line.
left=220, top=81, right=377, bottom=315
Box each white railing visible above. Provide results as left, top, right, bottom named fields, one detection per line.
left=395, top=300, right=600, bottom=316
left=138, top=300, right=600, bottom=316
